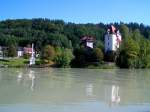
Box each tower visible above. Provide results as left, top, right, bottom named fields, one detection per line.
left=105, top=25, right=122, bottom=53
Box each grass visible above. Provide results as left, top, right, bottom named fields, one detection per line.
left=0, top=58, right=56, bottom=68
left=0, top=58, right=29, bottom=67
left=0, top=58, right=118, bottom=68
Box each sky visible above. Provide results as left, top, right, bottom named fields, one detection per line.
left=0, top=0, right=150, bottom=25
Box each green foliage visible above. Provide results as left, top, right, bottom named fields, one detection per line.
left=46, top=33, right=71, bottom=48
left=0, top=58, right=28, bottom=67
left=71, top=47, right=86, bottom=67
left=23, top=53, right=30, bottom=59
left=1, top=19, right=150, bottom=68
left=8, top=44, right=17, bottom=57
left=120, top=24, right=130, bottom=39
left=55, top=48, right=74, bottom=67
left=0, top=19, right=106, bottom=51
left=71, top=47, right=104, bottom=67
left=117, top=37, right=140, bottom=68
left=93, top=48, right=104, bottom=62
left=117, top=27, right=150, bottom=68
left=132, top=29, right=143, bottom=42
left=137, top=38, right=150, bottom=68
left=41, top=45, right=55, bottom=62
left=95, top=40, right=104, bottom=50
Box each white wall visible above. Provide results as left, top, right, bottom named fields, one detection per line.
left=105, top=34, right=118, bottom=52
left=17, top=51, right=24, bottom=57
left=86, top=42, right=93, bottom=48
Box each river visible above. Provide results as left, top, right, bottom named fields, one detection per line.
left=0, top=68, right=150, bottom=112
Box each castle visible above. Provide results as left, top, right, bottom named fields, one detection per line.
left=104, top=25, right=122, bottom=53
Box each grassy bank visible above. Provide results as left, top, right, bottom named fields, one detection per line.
left=0, top=58, right=55, bottom=68
left=0, top=58, right=118, bottom=69
left=0, top=58, right=29, bottom=67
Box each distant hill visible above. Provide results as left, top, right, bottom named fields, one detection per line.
left=0, top=18, right=150, bottom=51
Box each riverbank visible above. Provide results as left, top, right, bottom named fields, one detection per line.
left=86, top=62, right=118, bottom=69
left=0, top=58, right=29, bottom=68
left=0, top=58, right=59, bottom=68
left=0, top=58, right=117, bottom=69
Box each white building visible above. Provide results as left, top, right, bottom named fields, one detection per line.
left=81, top=36, right=94, bottom=49
left=17, top=47, right=24, bottom=57
left=86, top=41, right=93, bottom=49
left=105, top=25, right=122, bottom=53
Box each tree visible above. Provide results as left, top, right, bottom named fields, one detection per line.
left=95, top=41, right=104, bottom=50
left=41, top=45, right=55, bottom=62
left=117, top=37, right=140, bottom=68
left=137, top=38, right=150, bottom=68
left=93, top=48, right=104, bottom=62
left=132, top=29, right=143, bottom=42
left=120, top=24, right=130, bottom=39
left=71, top=47, right=86, bottom=67
left=55, top=48, right=73, bottom=67
left=8, top=44, right=17, bottom=57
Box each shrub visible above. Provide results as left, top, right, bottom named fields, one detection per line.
left=41, top=45, right=55, bottom=62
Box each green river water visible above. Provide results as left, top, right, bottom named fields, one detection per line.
left=0, top=68, right=150, bottom=112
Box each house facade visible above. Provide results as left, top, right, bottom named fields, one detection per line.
left=81, top=36, right=94, bottom=49
left=23, top=47, right=35, bottom=55
left=17, top=47, right=24, bottom=57
left=0, top=46, right=36, bottom=58
left=17, top=47, right=35, bottom=57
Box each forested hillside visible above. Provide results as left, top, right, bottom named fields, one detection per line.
left=0, top=19, right=150, bottom=50
left=1, top=18, right=150, bottom=68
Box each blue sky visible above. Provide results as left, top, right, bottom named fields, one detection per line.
left=0, top=0, right=150, bottom=25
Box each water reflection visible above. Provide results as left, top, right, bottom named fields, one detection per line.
left=28, top=70, right=35, bottom=91
left=17, top=69, right=36, bottom=91
left=86, top=83, right=94, bottom=97
left=17, top=71, right=23, bottom=83
left=0, top=70, right=2, bottom=80
left=0, top=69, right=150, bottom=112
left=110, top=85, right=120, bottom=106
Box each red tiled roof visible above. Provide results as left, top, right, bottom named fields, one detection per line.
left=81, top=36, right=94, bottom=41
left=111, top=25, right=116, bottom=33
left=24, top=47, right=34, bottom=53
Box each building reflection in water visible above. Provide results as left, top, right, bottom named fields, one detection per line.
left=110, top=85, right=120, bottom=106
left=28, top=70, right=35, bottom=91
left=17, top=71, right=23, bottom=83
left=17, top=69, right=36, bottom=91
left=105, top=84, right=121, bottom=107
left=86, top=83, right=94, bottom=97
